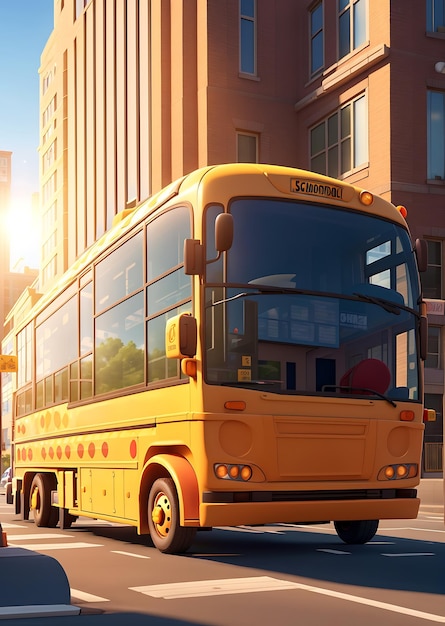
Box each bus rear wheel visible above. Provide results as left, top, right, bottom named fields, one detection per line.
left=148, top=477, right=197, bottom=554
left=29, top=473, right=59, bottom=528
left=334, top=519, right=379, bottom=544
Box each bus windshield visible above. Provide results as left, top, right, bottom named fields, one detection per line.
left=205, top=198, right=422, bottom=401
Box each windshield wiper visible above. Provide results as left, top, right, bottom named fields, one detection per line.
left=209, top=284, right=416, bottom=317
left=322, top=384, right=397, bottom=407
left=211, top=284, right=312, bottom=307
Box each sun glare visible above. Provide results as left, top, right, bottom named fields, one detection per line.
left=6, top=199, right=40, bottom=269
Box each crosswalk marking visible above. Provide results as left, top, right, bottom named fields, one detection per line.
left=70, top=589, right=109, bottom=603
left=0, top=522, right=27, bottom=529
left=130, top=576, right=445, bottom=622
left=7, top=542, right=102, bottom=551
left=6, top=533, right=72, bottom=541
left=130, top=576, right=300, bottom=599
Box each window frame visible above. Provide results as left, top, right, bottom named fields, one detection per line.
left=338, top=0, right=367, bottom=60
left=310, top=92, right=368, bottom=178
left=310, top=1, right=324, bottom=76
left=239, top=0, right=257, bottom=76
left=427, top=90, right=445, bottom=181
left=423, top=239, right=443, bottom=300
left=426, top=325, right=441, bottom=369
left=236, top=132, right=259, bottom=163
left=427, top=0, right=445, bottom=33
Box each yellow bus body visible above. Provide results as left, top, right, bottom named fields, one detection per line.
left=9, top=164, right=425, bottom=552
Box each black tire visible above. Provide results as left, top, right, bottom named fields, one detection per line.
left=5, top=482, right=12, bottom=505
left=29, top=473, right=59, bottom=528
left=148, top=477, right=197, bottom=554
left=334, top=519, right=379, bottom=544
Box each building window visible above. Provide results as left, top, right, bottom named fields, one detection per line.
left=423, top=240, right=442, bottom=299
left=338, top=0, right=367, bottom=60
left=310, top=93, right=368, bottom=177
left=240, top=0, right=256, bottom=75
left=310, top=2, right=324, bottom=75
left=427, top=0, right=445, bottom=32
left=75, top=0, right=91, bottom=19
left=237, top=132, right=258, bottom=162
left=426, top=326, right=441, bottom=369
left=427, top=91, right=445, bottom=180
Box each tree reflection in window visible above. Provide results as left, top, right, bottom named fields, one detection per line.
left=95, top=293, right=144, bottom=394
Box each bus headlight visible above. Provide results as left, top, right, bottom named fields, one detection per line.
left=378, top=463, right=417, bottom=480
left=214, top=463, right=252, bottom=482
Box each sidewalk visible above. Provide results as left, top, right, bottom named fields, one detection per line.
left=418, top=478, right=444, bottom=508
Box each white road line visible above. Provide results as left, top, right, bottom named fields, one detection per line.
left=7, top=542, right=102, bottom=551
left=317, top=549, right=350, bottom=555
left=0, top=522, right=26, bottom=529
left=379, top=527, right=445, bottom=534
left=296, top=581, right=445, bottom=623
left=382, top=552, right=435, bottom=557
left=111, top=550, right=150, bottom=559
left=131, top=576, right=445, bottom=622
left=131, top=576, right=300, bottom=599
left=70, top=589, right=109, bottom=603
left=6, top=533, right=73, bottom=541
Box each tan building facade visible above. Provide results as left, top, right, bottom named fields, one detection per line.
left=29, top=0, right=445, bottom=474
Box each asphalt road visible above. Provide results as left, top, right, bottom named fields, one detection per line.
left=0, top=483, right=444, bottom=626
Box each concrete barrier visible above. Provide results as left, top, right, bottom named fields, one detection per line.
left=0, top=545, right=79, bottom=618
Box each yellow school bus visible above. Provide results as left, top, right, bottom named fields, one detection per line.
left=9, top=163, right=428, bottom=553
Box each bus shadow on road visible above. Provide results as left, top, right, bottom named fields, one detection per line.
left=184, top=525, right=445, bottom=596
left=67, top=519, right=445, bottom=596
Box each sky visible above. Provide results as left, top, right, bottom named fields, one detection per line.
left=0, top=0, right=54, bottom=268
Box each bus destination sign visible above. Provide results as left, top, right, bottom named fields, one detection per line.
left=291, top=178, right=343, bottom=200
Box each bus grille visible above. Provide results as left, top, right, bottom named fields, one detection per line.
left=202, top=488, right=417, bottom=504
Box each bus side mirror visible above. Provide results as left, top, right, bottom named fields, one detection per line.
left=166, top=313, right=197, bottom=359
left=215, top=213, right=233, bottom=252
left=415, top=238, right=428, bottom=273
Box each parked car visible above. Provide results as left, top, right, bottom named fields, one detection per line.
left=0, top=467, right=11, bottom=488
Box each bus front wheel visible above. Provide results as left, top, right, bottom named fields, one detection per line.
left=29, top=473, right=59, bottom=528
left=334, top=519, right=379, bottom=544
left=148, top=477, right=197, bottom=554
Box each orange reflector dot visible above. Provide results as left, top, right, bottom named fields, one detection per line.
left=400, top=410, right=415, bottom=421
left=215, top=464, right=228, bottom=479
left=385, top=466, right=395, bottom=479
left=360, top=190, right=374, bottom=206
left=397, top=465, right=408, bottom=478
left=396, top=205, right=408, bottom=218
left=224, top=400, right=246, bottom=411
left=229, top=465, right=239, bottom=479
left=408, top=464, right=417, bottom=478
left=240, top=466, right=252, bottom=481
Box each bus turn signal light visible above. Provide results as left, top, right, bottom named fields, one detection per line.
left=378, top=463, right=417, bottom=481
left=214, top=463, right=252, bottom=481
left=359, top=191, right=374, bottom=206
left=399, top=410, right=415, bottom=421
left=224, top=400, right=246, bottom=411
left=396, top=205, right=408, bottom=218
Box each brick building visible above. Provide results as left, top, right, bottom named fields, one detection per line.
left=3, top=0, right=444, bottom=474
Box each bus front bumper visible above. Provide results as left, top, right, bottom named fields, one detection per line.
left=198, top=491, right=420, bottom=527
